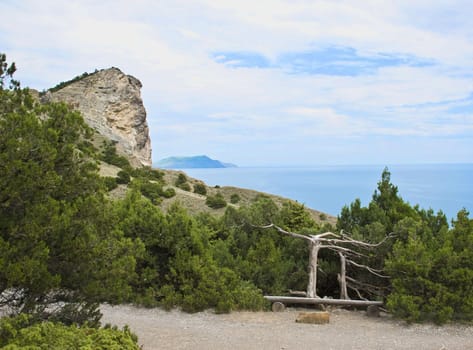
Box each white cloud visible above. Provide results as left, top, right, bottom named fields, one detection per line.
left=1, top=0, right=472, bottom=165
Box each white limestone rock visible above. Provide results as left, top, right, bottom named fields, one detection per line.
left=43, top=67, right=152, bottom=167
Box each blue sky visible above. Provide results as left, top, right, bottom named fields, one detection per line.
left=1, top=0, right=472, bottom=166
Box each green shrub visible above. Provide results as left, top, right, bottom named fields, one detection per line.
left=116, top=170, right=131, bottom=184
left=134, top=287, right=159, bottom=308
left=193, top=182, right=207, bottom=195
left=164, top=188, right=176, bottom=198
left=230, top=193, right=240, bottom=204
left=206, top=193, right=227, bottom=209
left=0, top=314, right=31, bottom=347
left=386, top=293, right=422, bottom=323
left=215, top=299, right=233, bottom=314
left=130, top=167, right=163, bottom=181
left=174, top=173, right=192, bottom=191
left=162, top=258, right=264, bottom=314
left=100, top=141, right=131, bottom=169
left=103, top=177, right=118, bottom=191
left=134, top=180, right=163, bottom=205
left=178, top=182, right=191, bottom=191
left=0, top=319, right=140, bottom=349
left=231, top=281, right=266, bottom=311
left=161, top=187, right=176, bottom=198
left=175, top=173, right=187, bottom=186
left=159, top=285, right=182, bottom=311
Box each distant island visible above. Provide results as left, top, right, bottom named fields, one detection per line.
left=155, top=155, right=237, bottom=169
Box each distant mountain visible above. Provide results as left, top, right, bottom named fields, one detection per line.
left=155, top=155, right=237, bottom=169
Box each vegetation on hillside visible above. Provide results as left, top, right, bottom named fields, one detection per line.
left=46, top=70, right=99, bottom=94
left=101, top=140, right=132, bottom=169
left=206, top=192, right=227, bottom=209
left=193, top=182, right=207, bottom=195
left=174, top=172, right=191, bottom=191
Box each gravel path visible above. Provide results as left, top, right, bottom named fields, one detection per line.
left=100, top=305, right=473, bottom=350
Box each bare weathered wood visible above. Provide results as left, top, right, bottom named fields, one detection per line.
left=260, top=223, right=313, bottom=242
left=366, top=305, right=380, bottom=317
left=338, top=252, right=349, bottom=300
left=307, top=241, right=320, bottom=298
left=264, top=296, right=383, bottom=307
left=259, top=224, right=393, bottom=302
left=288, top=290, right=307, bottom=297
left=272, top=301, right=285, bottom=312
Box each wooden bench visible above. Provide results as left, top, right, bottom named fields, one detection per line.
left=264, top=296, right=383, bottom=312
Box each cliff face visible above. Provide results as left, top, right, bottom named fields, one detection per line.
left=43, top=68, right=152, bottom=167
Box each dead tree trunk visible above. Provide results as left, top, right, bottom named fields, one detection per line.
left=338, top=252, right=349, bottom=300
left=260, top=224, right=393, bottom=301
left=307, top=241, right=321, bottom=298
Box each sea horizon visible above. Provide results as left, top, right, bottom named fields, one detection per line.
left=219, top=161, right=473, bottom=168
left=163, top=163, right=473, bottom=222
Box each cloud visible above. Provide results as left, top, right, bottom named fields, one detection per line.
left=211, top=52, right=271, bottom=68
left=177, top=28, right=202, bottom=41
left=1, top=0, right=472, bottom=165
left=211, top=46, right=434, bottom=76
left=278, top=47, right=434, bottom=76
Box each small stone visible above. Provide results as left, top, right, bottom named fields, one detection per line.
left=366, top=305, right=380, bottom=318
left=295, top=311, right=330, bottom=324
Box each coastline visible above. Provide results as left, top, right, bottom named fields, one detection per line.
left=179, top=164, right=473, bottom=221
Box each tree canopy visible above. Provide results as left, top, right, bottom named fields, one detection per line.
left=0, top=55, right=143, bottom=321
left=337, top=167, right=473, bottom=324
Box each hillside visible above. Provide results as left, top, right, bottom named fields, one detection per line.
left=100, top=162, right=336, bottom=225
left=162, top=169, right=336, bottom=224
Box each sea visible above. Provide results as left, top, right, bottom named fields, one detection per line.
left=177, top=163, right=472, bottom=222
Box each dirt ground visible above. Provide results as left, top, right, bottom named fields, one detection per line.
left=100, top=304, right=473, bottom=350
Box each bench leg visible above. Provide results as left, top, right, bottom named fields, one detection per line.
left=272, top=302, right=286, bottom=312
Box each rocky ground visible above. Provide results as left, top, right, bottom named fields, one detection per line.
left=100, top=305, right=473, bottom=350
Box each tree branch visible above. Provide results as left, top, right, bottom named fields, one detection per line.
left=340, top=230, right=396, bottom=248
left=346, top=259, right=390, bottom=278
left=347, top=284, right=369, bottom=301
left=323, top=245, right=370, bottom=258
left=346, top=276, right=389, bottom=292
left=258, top=223, right=313, bottom=242
left=258, top=223, right=392, bottom=301
left=312, top=231, right=341, bottom=239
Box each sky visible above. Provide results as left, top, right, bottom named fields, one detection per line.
left=1, top=0, right=473, bottom=166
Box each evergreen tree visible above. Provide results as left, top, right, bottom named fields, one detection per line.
left=337, top=166, right=470, bottom=323
left=0, top=55, right=142, bottom=321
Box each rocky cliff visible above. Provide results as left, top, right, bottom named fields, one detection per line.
left=42, top=68, right=152, bottom=167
